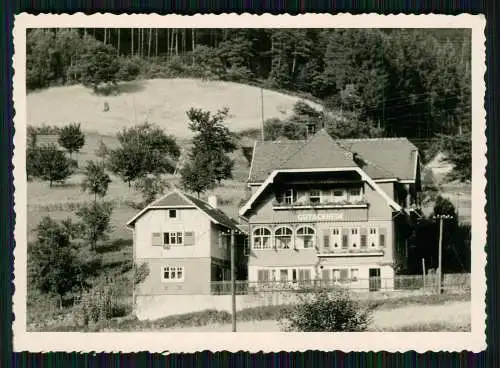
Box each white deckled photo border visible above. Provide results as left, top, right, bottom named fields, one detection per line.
left=12, top=13, right=487, bottom=353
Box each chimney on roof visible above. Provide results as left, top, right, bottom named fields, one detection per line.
left=208, top=195, right=218, bottom=209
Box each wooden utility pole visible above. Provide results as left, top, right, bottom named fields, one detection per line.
left=231, top=229, right=236, bottom=332
left=434, top=214, right=452, bottom=294
left=260, top=87, right=265, bottom=141
left=422, top=258, right=426, bottom=290
left=438, top=217, right=443, bottom=294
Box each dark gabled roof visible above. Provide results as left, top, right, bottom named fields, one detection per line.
left=280, top=129, right=357, bottom=170
left=183, top=193, right=241, bottom=232
left=150, top=191, right=193, bottom=207
left=248, top=139, right=304, bottom=184
left=127, top=190, right=241, bottom=231
left=248, top=132, right=418, bottom=182
left=338, top=138, right=418, bottom=181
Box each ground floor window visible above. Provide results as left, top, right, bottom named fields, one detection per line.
left=161, top=266, right=184, bottom=282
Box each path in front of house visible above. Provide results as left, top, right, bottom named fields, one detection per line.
left=158, top=301, right=470, bottom=332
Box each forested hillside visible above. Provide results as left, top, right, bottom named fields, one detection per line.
left=27, top=27, right=471, bottom=179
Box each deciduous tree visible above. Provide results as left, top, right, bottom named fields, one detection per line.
left=58, top=122, right=85, bottom=157
left=76, top=201, right=114, bottom=250
left=81, top=160, right=112, bottom=202
left=108, top=122, right=180, bottom=187
left=35, top=144, right=73, bottom=187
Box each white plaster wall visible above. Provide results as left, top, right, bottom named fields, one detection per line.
left=135, top=208, right=211, bottom=259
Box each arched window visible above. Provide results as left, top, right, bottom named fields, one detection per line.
left=252, top=227, right=271, bottom=249
left=296, top=226, right=316, bottom=249
left=275, top=227, right=293, bottom=249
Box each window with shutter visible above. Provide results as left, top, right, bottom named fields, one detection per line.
left=184, top=231, right=195, bottom=246
left=360, top=228, right=367, bottom=248
left=257, top=270, right=264, bottom=282
left=322, top=269, right=330, bottom=281
left=323, top=235, right=330, bottom=248
left=304, top=269, right=311, bottom=281
left=341, top=228, right=349, bottom=248
left=379, top=228, right=386, bottom=247
left=152, top=232, right=163, bottom=246
left=340, top=269, right=349, bottom=281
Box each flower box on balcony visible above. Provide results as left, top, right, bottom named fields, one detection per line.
left=272, top=197, right=369, bottom=210
left=316, top=247, right=384, bottom=257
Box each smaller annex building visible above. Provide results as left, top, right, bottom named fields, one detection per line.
left=127, top=190, right=247, bottom=299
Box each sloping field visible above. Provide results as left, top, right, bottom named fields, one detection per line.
left=27, top=78, right=322, bottom=137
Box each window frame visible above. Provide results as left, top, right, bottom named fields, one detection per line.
left=161, top=266, right=184, bottom=282
left=309, top=189, right=322, bottom=204
left=252, top=227, right=272, bottom=250
left=350, top=228, right=360, bottom=248
left=368, top=227, right=378, bottom=247
left=296, top=226, right=316, bottom=249
left=281, top=189, right=295, bottom=205
left=331, top=228, right=341, bottom=248
left=163, top=231, right=184, bottom=246
left=168, top=209, right=177, bottom=218
left=332, top=188, right=346, bottom=202
left=275, top=226, right=293, bottom=249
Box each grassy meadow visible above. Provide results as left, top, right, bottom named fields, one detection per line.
left=26, top=78, right=305, bottom=327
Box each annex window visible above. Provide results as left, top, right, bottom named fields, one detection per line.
left=350, top=228, right=360, bottom=248
left=169, top=209, right=177, bottom=218
left=309, top=189, right=321, bottom=204
left=296, top=226, right=316, bottom=249
left=275, top=227, right=293, bottom=249
left=331, top=228, right=341, bottom=248
left=281, top=189, right=296, bottom=205
left=161, top=266, right=184, bottom=282
left=368, top=228, right=378, bottom=247
left=360, top=228, right=367, bottom=248
left=163, top=232, right=183, bottom=246
left=252, top=227, right=272, bottom=249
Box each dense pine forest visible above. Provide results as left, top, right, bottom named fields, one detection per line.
left=27, top=28, right=471, bottom=173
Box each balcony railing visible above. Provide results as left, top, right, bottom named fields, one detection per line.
left=208, top=274, right=471, bottom=295
left=272, top=198, right=369, bottom=210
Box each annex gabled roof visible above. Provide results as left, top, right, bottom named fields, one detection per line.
left=126, top=190, right=241, bottom=231
left=248, top=133, right=419, bottom=183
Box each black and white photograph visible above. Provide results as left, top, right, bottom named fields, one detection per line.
left=12, top=14, right=486, bottom=352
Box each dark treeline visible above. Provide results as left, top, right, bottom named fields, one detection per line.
left=27, top=28, right=471, bottom=142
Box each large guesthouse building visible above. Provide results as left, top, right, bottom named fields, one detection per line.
left=239, top=130, right=421, bottom=291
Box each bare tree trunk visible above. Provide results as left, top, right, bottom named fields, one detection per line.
left=117, top=29, right=121, bottom=55
left=170, top=29, right=175, bottom=58
left=166, top=29, right=170, bottom=61
left=183, top=28, right=187, bottom=54
left=148, top=28, right=152, bottom=59
left=175, top=29, right=178, bottom=56
left=104, top=28, right=107, bottom=44
left=191, top=28, right=195, bottom=65
left=131, top=28, right=134, bottom=56
left=140, top=28, right=144, bottom=57
left=155, top=28, right=158, bottom=59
